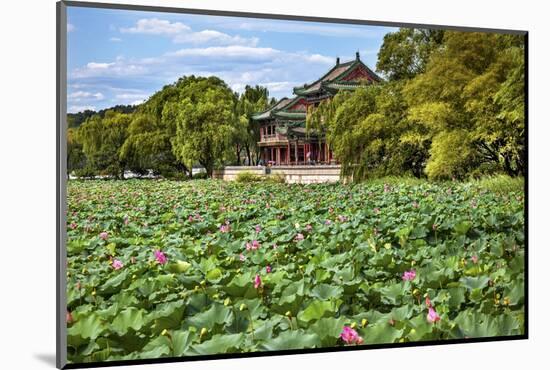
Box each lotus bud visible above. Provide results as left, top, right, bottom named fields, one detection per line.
left=224, top=298, right=231, bottom=306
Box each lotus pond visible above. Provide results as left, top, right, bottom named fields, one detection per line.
left=66, top=179, right=525, bottom=363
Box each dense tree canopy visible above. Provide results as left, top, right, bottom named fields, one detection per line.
left=171, top=76, right=238, bottom=177
left=307, top=29, right=525, bottom=181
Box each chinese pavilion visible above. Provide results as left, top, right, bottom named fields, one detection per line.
left=252, top=52, right=381, bottom=165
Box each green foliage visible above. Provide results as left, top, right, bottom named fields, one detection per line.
left=171, top=76, right=238, bottom=177
left=235, top=171, right=263, bottom=183
left=78, top=111, right=132, bottom=179
left=234, top=85, right=270, bottom=165
left=425, top=130, right=476, bottom=180
left=471, top=175, right=524, bottom=195
left=404, top=31, right=525, bottom=179
left=66, top=179, right=524, bottom=362
left=306, top=29, right=524, bottom=182
left=376, top=28, right=445, bottom=81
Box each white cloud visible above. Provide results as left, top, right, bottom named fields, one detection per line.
left=72, top=59, right=147, bottom=79
left=109, top=37, right=122, bottom=42
left=68, top=91, right=105, bottom=101
left=86, top=62, right=115, bottom=70
left=174, top=30, right=258, bottom=46
left=120, top=18, right=190, bottom=35
left=67, top=23, right=75, bottom=32
left=167, top=45, right=280, bottom=60
left=68, top=105, right=96, bottom=113
left=120, top=18, right=258, bottom=47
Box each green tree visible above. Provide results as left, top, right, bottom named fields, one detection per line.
left=377, top=28, right=445, bottom=81
left=172, top=76, right=237, bottom=177
left=67, top=127, right=86, bottom=176
left=234, top=85, right=269, bottom=165
left=404, top=31, right=525, bottom=179
left=78, top=111, right=131, bottom=178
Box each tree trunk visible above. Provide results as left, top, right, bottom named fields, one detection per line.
left=236, top=144, right=241, bottom=166
left=245, top=144, right=251, bottom=166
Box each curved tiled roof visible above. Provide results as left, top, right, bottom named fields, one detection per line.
left=293, top=55, right=381, bottom=96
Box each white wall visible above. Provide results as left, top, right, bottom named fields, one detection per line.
left=0, top=1, right=546, bottom=369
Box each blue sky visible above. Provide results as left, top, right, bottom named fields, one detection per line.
left=67, top=6, right=396, bottom=113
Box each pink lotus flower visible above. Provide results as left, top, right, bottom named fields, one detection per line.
left=295, top=233, right=304, bottom=242
left=471, top=255, right=479, bottom=264
left=246, top=242, right=252, bottom=251
left=239, top=253, right=246, bottom=261
left=251, top=240, right=260, bottom=250
left=219, top=223, right=230, bottom=233
left=266, top=265, right=272, bottom=273
left=402, top=269, right=416, bottom=281
left=427, top=307, right=441, bottom=323
left=337, top=215, right=348, bottom=222
left=154, top=250, right=167, bottom=265
left=305, top=224, right=312, bottom=232
left=99, top=231, right=109, bottom=240
left=340, top=326, right=363, bottom=345
left=124, top=217, right=129, bottom=225
left=188, top=215, right=194, bottom=222
left=66, top=310, right=73, bottom=324
left=69, top=222, right=78, bottom=230
left=254, top=274, right=262, bottom=289
left=272, top=244, right=278, bottom=250
left=112, top=259, right=124, bottom=270
left=425, top=296, right=432, bottom=308
left=255, top=225, right=262, bottom=233
left=325, top=220, right=332, bottom=225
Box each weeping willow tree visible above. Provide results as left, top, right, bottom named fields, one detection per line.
left=306, top=91, right=351, bottom=167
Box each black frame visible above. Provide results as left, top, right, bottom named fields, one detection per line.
left=56, top=1, right=529, bottom=369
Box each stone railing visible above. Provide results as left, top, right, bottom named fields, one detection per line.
left=212, top=165, right=342, bottom=184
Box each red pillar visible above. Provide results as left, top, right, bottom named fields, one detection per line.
left=287, top=142, right=290, bottom=164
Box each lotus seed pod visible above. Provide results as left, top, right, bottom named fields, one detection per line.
left=224, top=298, right=231, bottom=306
left=361, top=318, right=368, bottom=327
left=413, top=288, right=420, bottom=296
left=161, top=329, right=168, bottom=336
left=200, top=328, right=207, bottom=337
left=350, top=322, right=357, bottom=329
left=285, top=311, right=292, bottom=317
left=239, top=303, right=247, bottom=311
left=200, top=280, right=206, bottom=286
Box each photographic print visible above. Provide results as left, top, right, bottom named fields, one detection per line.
left=60, top=1, right=526, bottom=367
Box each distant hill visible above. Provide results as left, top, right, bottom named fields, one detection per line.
left=67, top=104, right=138, bottom=128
